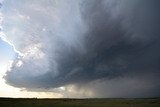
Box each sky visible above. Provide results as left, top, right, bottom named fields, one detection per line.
left=0, top=0, right=160, bottom=98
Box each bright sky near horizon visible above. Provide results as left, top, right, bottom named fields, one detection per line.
left=0, top=38, right=62, bottom=98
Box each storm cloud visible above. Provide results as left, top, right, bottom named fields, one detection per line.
left=1, top=0, right=160, bottom=97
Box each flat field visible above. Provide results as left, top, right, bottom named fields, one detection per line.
left=0, top=98, right=160, bottom=107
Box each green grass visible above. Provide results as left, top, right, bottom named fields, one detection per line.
left=0, top=98, right=160, bottom=107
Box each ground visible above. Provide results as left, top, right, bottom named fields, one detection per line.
left=0, top=98, right=160, bottom=107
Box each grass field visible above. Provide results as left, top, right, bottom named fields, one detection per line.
left=0, top=98, right=160, bottom=107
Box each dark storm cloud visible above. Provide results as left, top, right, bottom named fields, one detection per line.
left=3, top=0, right=160, bottom=97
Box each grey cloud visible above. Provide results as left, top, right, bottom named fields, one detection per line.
left=2, top=0, right=160, bottom=97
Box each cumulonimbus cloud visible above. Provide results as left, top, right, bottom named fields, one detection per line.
left=1, top=0, right=160, bottom=97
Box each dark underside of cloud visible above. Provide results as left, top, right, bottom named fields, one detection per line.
left=2, top=0, right=160, bottom=97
